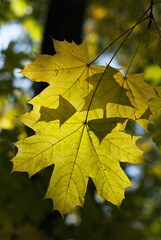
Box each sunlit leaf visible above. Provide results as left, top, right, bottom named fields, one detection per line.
left=81, top=70, right=131, bottom=112
left=22, top=39, right=106, bottom=111
left=12, top=39, right=148, bottom=216
left=12, top=111, right=143, bottom=216
left=114, top=72, right=157, bottom=119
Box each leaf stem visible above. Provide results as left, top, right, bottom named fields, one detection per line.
left=148, top=0, right=154, bottom=28
left=89, top=7, right=151, bottom=65
left=124, top=26, right=149, bottom=78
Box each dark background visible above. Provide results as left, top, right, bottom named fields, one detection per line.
left=0, top=0, right=161, bottom=239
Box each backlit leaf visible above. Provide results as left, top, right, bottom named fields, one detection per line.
left=22, top=39, right=106, bottom=111
left=114, top=72, right=157, bottom=119
left=11, top=39, right=149, bottom=216
left=12, top=111, right=143, bottom=216
left=81, top=70, right=131, bottom=111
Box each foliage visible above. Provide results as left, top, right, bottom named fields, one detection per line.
left=12, top=27, right=160, bottom=215
left=1, top=0, right=161, bottom=239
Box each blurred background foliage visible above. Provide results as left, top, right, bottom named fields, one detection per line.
left=0, top=0, right=161, bottom=239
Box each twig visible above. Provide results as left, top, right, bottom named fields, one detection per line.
left=124, top=26, right=149, bottom=78
left=148, top=0, right=154, bottom=28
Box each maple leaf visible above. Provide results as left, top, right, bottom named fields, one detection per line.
left=11, top=110, right=143, bottom=216
left=114, top=72, right=157, bottom=119
left=81, top=70, right=157, bottom=121
left=21, top=39, right=107, bottom=112
left=81, top=70, right=132, bottom=112
left=11, top=39, right=147, bottom=216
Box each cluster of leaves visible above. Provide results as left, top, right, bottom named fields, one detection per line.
left=11, top=31, right=161, bottom=216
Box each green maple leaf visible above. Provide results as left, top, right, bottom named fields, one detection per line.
left=81, top=70, right=132, bottom=111
left=12, top=109, right=143, bottom=216
left=11, top=39, right=147, bottom=216
left=114, top=72, right=157, bottom=119
left=21, top=39, right=107, bottom=112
